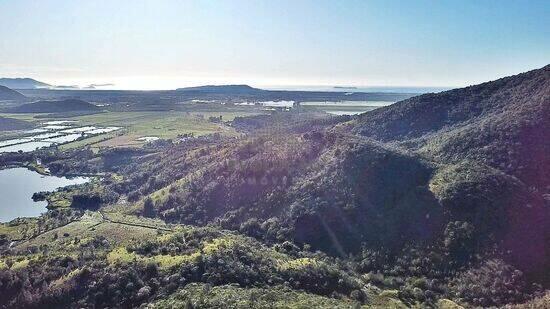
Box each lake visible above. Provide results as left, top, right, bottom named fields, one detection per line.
left=0, top=168, right=89, bottom=222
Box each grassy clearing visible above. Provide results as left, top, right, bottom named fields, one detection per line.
left=0, top=113, right=46, bottom=122
left=0, top=110, right=258, bottom=149
left=0, top=218, right=38, bottom=240
left=101, top=211, right=170, bottom=229
left=93, top=134, right=147, bottom=148
left=45, top=192, right=72, bottom=208
left=59, top=132, right=119, bottom=151
left=277, top=257, right=322, bottom=271
left=50, top=268, right=83, bottom=289
left=152, top=252, right=202, bottom=269
left=107, top=246, right=201, bottom=270
left=72, top=111, right=254, bottom=138
left=59, top=110, right=257, bottom=149
left=89, top=222, right=160, bottom=245
left=10, top=258, right=30, bottom=270
left=151, top=283, right=368, bottom=309
left=107, top=247, right=139, bottom=264
left=9, top=215, right=164, bottom=257
left=201, top=237, right=237, bottom=255
left=13, top=216, right=101, bottom=253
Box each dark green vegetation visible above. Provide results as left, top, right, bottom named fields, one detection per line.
left=0, top=86, right=26, bottom=101
left=6, top=99, right=101, bottom=113
left=348, top=65, right=549, bottom=280
left=0, top=66, right=548, bottom=308
left=0, top=117, right=33, bottom=131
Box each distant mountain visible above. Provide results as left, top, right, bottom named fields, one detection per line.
left=176, top=84, right=264, bottom=94
left=7, top=99, right=100, bottom=113
left=51, top=85, right=80, bottom=90
left=0, top=116, right=33, bottom=131
left=0, top=78, right=50, bottom=89
left=0, top=85, right=26, bottom=101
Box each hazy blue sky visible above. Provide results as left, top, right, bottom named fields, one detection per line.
left=0, top=0, right=548, bottom=90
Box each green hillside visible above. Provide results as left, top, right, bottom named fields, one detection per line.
left=0, top=66, right=548, bottom=308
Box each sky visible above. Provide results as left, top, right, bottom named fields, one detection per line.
left=0, top=0, right=548, bottom=90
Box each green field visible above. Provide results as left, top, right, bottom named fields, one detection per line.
left=0, top=110, right=261, bottom=149
left=58, top=132, right=119, bottom=151
left=70, top=111, right=257, bottom=148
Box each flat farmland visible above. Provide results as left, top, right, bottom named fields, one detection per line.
left=0, top=110, right=260, bottom=150
left=53, top=110, right=260, bottom=149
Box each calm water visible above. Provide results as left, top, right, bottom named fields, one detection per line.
left=301, top=100, right=393, bottom=115
left=0, top=141, right=54, bottom=153
left=0, top=168, right=89, bottom=222
left=136, top=136, right=160, bottom=142
left=301, top=100, right=394, bottom=107
left=0, top=138, right=33, bottom=147
left=43, top=133, right=82, bottom=143
left=0, top=121, right=121, bottom=153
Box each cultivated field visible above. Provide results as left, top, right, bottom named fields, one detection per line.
left=0, top=110, right=261, bottom=150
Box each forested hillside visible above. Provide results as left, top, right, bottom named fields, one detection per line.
left=349, top=65, right=549, bottom=188
left=0, top=66, right=548, bottom=308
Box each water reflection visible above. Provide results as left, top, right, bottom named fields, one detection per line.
left=0, top=167, right=89, bottom=222
left=0, top=121, right=121, bottom=153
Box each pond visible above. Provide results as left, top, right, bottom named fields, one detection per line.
left=0, top=141, right=54, bottom=153
left=136, top=136, right=159, bottom=142
left=0, top=168, right=89, bottom=222
left=0, top=121, right=121, bottom=153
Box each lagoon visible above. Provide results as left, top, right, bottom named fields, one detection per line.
left=0, top=121, right=121, bottom=153
left=0, top=168, right=89, bottom=222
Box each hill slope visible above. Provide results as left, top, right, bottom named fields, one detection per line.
left=0, top=85, right=26, bottom=101
left=7, top=99, right=100, bottom=113
left=99, top=66, right=548, bottom=280
left=1, top=66, right=548, bottom=308
left=0, top=77, right=50, bottom=89
left=346, top=65, right=550, bottom=277
left=0, top=116, right=33, bottom=131
left=349, top=65, right=549, bottom=189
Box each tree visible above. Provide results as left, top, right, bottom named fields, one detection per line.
left=143, top=197, right=156, bottom=218
left=444, top=221, right=475, bottom=261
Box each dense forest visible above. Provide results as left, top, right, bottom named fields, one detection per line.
left=0, top=65, right=548, bottom=308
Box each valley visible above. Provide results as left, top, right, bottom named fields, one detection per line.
left=0, top=66, right=548, bottom=308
